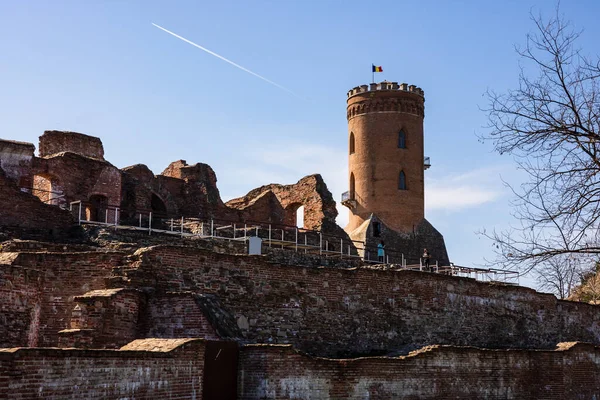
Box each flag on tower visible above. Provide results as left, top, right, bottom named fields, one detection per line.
left=372, top=65, right=383, bottom=72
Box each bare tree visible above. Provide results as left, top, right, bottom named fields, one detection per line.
left=534, top=255, right=585, bottom=298
left=480, top=7, right=600, bottom=274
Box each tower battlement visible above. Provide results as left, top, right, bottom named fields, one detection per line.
left=347, top=82, right=425, bottom=98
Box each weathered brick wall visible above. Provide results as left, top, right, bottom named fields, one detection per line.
left=32, top=153, right=122, bottom=209
left=38, top=130, right=104, bottom=160
left=0, top=139, right=34, bottom=186
left=238, top=342, right=600, bottom=399
left=143, top=292, right=220, bottom=340
left=226, top=174, right=342, bottom=233
left=68, top=288, right=142, bottom=348
left=0, top=338, right=205, bottom=400
left=0, top=167, right=74, bottom=239
left=0, top=256, right=42, bottom=348
left=129, top=246, right=600, bottom=357
left=0, top=251, right=124, bottom=347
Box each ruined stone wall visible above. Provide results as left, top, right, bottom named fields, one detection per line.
left=226, top=174, right=341, bottom=233
left=0, top=167, right=74, bottom=239
left=142, top=292, right=220, bottom=340
left=128, top=246, right=600, bottom=357
left=0, top=251, right=124, bottom=347
left=238, top=342, right=600, bottom=399
left=68, top=288, right=143, bottom=349
left=0, top=139, right=34, bottom=186
left=32, top=153, right=121, bottom=209
left=38, top=130, right=104, bottom=160
left=0, top=339, right=206, bottom=400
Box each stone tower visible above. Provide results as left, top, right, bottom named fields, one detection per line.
left=343, top=81, right=429, bottom=234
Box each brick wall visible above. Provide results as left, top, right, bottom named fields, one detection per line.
left=0, top=167, right=74, bottom=239
left=238, top=342, right=600, bottom=399
left=143, top=292, right=220, bottom=340
left=0, top=338, right=205, bottom=400
left=0, top=251, right=124, bottom=347
left=38, top=130, right=105, bottom=160
left=67, top=288, right=142, bottom=348
left=0, top=139, right=34, bottom=185
left=129, top=245, right=600, bottom=357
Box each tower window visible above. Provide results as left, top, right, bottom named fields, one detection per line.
left=349, top=132, right=355, bottom=154
left=398, top=171, right=407, bottom=190
left=398, top=130, right=406, bottom=148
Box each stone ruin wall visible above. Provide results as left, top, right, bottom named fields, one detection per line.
left=0, top=131, right=349, bottom=244
left=2, top=338, right=600, bottom=399
left=127, top=246, right=600, bottom=357
left=238, top=342, right=600, bottom=400
left=3, top=244, right=600, bottom=356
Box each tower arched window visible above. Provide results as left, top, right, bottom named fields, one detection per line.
left=398, top=171, right=407, bottom=190
left=349, top=132, right=355, bottom=154
left=398, top=130, right=406, bottom=149
left=350, top=172, right=355, bottom=199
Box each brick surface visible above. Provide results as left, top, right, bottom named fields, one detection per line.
left=238, top=342, right=600, bottom=399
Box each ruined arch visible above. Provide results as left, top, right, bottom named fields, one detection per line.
left=32, top=173, right=64, bottom=207
left=151, top=192, right=167, bottom=217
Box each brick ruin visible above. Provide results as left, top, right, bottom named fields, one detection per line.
left=1, top=130, right=600, bottom=399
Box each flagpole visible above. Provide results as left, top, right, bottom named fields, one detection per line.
left=372, top=64, right=374, bottom=84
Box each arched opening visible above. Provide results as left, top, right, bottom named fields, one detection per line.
left=350, top=173, right=355, bottom=199
left=32, top=174, right=64, bottom=207
left=398, top=171, right=407, bottom=190
left=398, top=130, right=406, bottom=148
left=284, top=203, right=304, bottom=228
left=349, top=132, right=355, bottom=154
left=151, top=193, right=167, bottom=217
left=296, top=205, right=305, bottom=228
left=87, top=194, right=108, bottom=222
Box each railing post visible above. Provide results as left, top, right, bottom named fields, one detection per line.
left=340, top=238, right=343, bottom=255
left=139, top=213, right=142, bottom=228
left=171, top=218, right=174, bottom=231
left=244, top=224, right=247, bottom=239
left=211, top=219, right=214, bottom=238
left=268, top=224, right=272, bottom=247
left=386, top=254, right=389, bottom=264
left=149, top=212, right=152, bottom=235
left=105, top=208, right=108, bottom=224
left=115, top=208, right=119, bottom=227
left=181, top=216, right=184, bottom=237
left=319, top=232, right=322, bottom=255
left=78, top=202, right=82, bottom=225
left=233, top=223, right=236, bottom=239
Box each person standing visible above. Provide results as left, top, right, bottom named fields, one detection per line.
left=377, top=241, right=386, bottom=263
left=423, top=248, right=432, bottom=272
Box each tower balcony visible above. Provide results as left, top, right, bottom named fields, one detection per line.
left=424, top=156, right=431, bottom=170
left=341, top=191, right=356, bottom=209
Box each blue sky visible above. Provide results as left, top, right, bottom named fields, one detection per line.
left=2, top=1, right=600, bottom=288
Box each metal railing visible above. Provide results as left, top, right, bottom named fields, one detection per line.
left=68, top=200, right=517, bottom=283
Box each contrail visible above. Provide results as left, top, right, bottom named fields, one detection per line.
left=152, top=23, right=298, bottom=97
